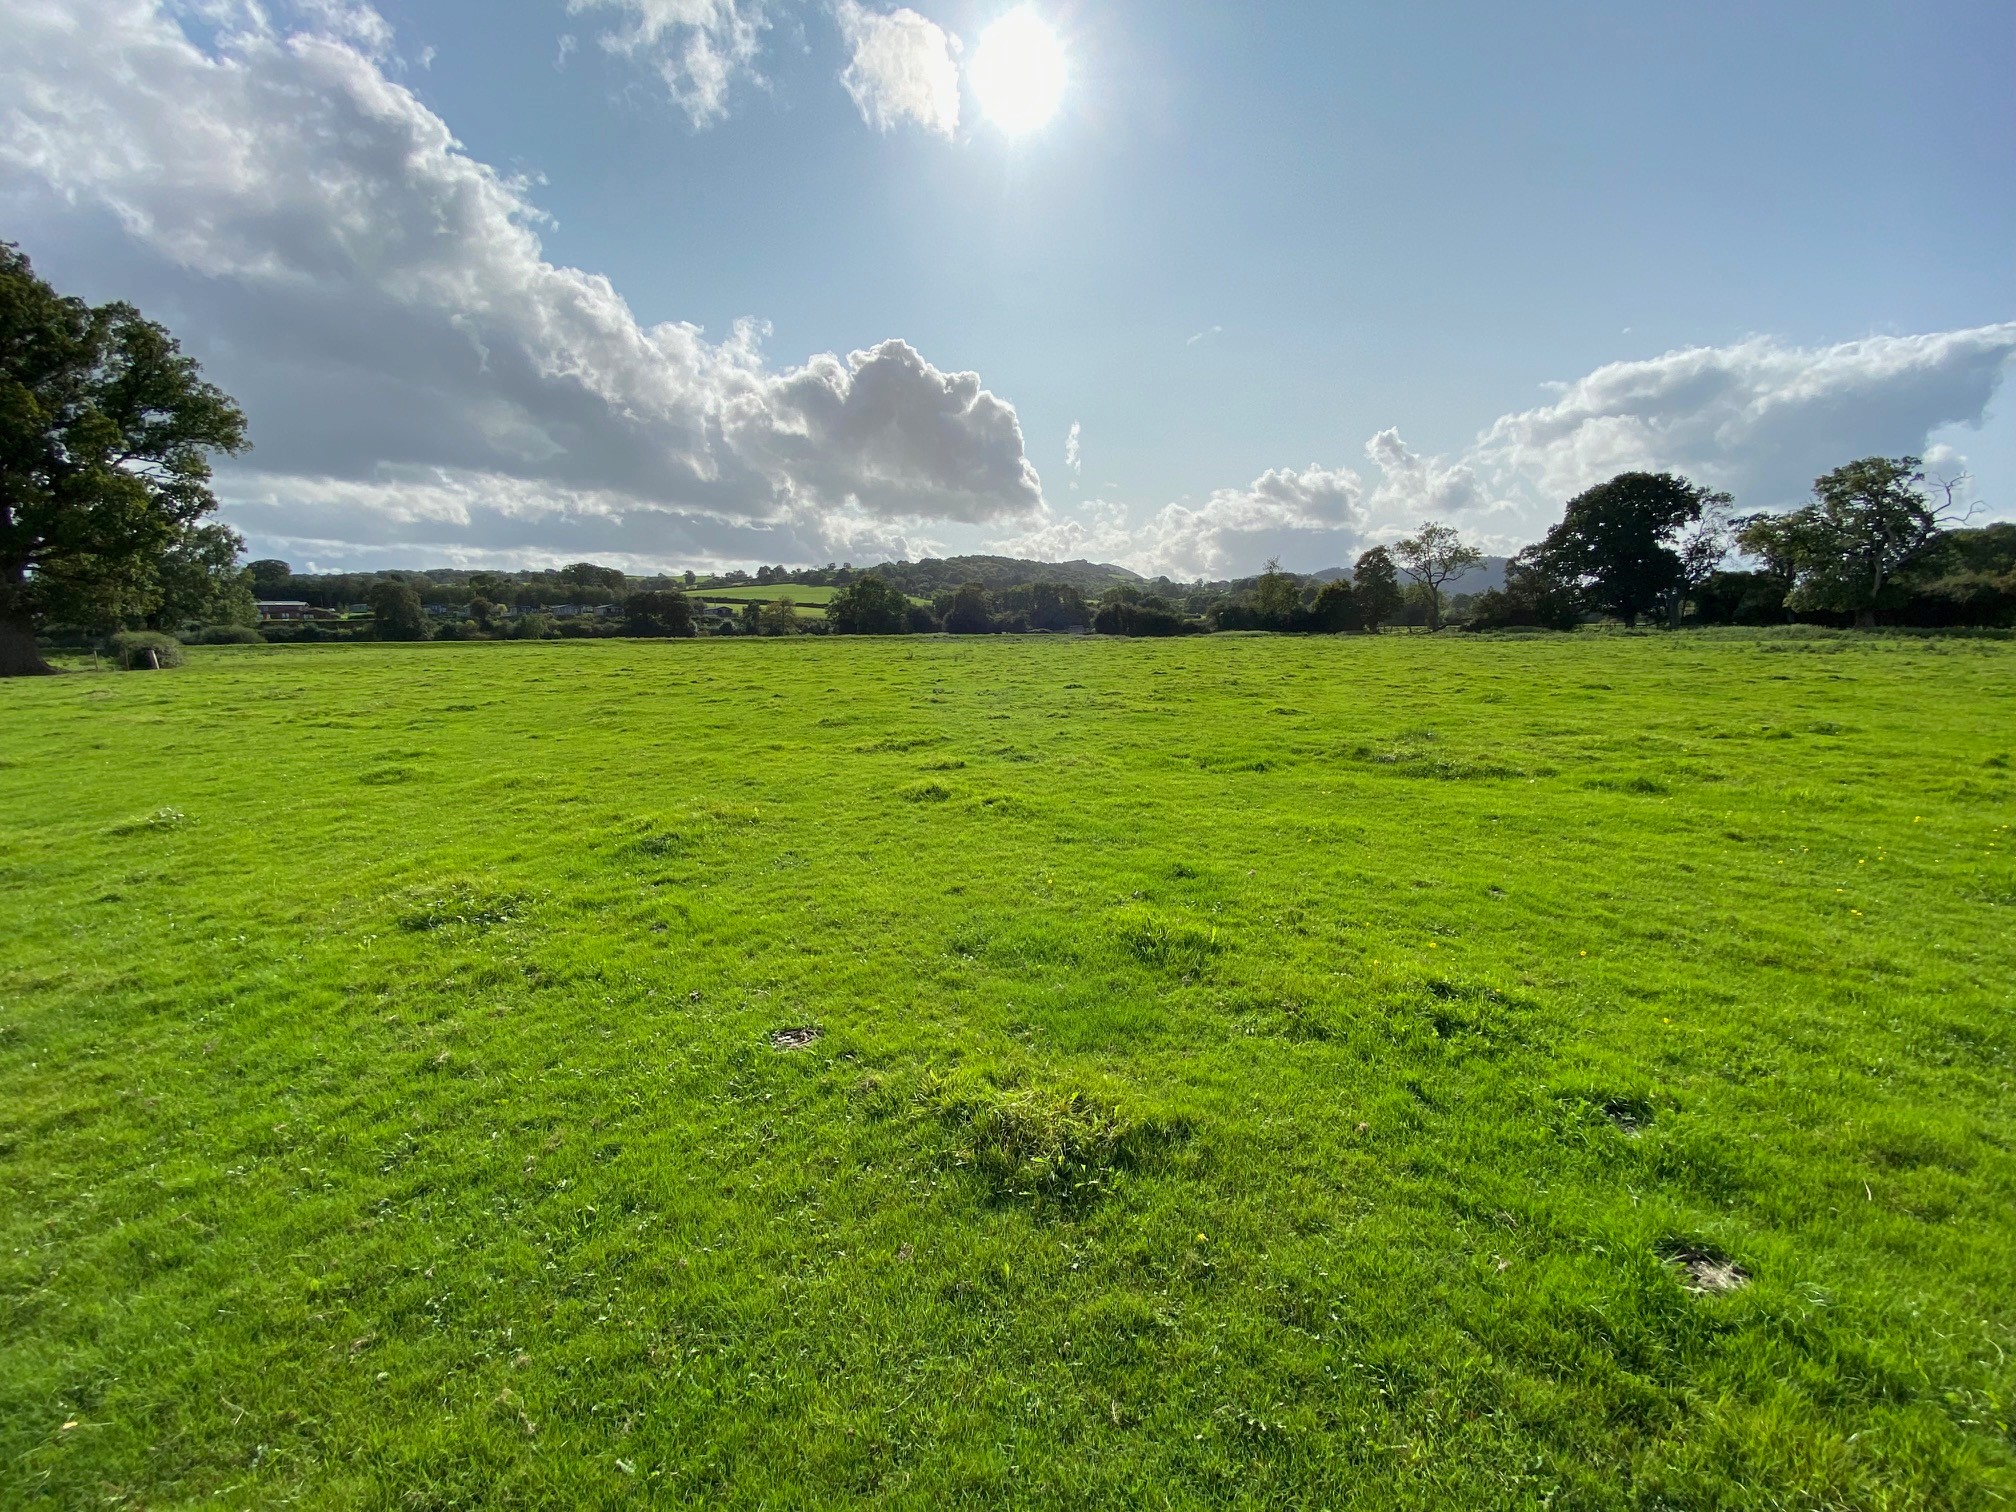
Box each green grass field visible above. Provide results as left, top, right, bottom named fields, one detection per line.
left=692, top=584, right=846, bottom=604
left=692, top=585, right=837, bottom=620
left=3, top=632, right=2013, bottom=1507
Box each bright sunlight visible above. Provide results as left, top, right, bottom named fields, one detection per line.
left=969, top=8, right=1067, bottom=134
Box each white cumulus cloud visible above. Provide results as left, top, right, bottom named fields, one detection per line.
left=995, top=465, right=1369, bottom=580
left=985, top=327, right=2016, bottom=578
left=567, top=0, right=770, bottom=127
left=1467, top=327, right=2016, bottom=514
left=0, top=0, right=1042, bottom=570
left=835, top=1, right=961, bottom=137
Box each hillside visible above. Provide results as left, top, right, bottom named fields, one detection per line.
left=1310, top=555, right=1511, bottom=595
left=860, top=554, right=1145, bottom=595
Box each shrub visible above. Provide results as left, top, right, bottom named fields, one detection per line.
left=102, top=630, right=185, bottom=670
left=1692, top=570, right=1789, bottom=626
left=1096, top=602, right=1198, bottom=637
left=195, top=625, right=264, bottom=645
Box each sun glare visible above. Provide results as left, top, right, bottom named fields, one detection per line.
left=970, top=9, right=1067, bottom=135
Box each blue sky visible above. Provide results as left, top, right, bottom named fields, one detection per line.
left=2, top=0, right=2011, bottom=575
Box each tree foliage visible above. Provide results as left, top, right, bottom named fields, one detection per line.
left=1464, top=548, right=1583, bottom=631
left=1307, top=577, right=1362, bottom=632
left=1, top=243, right=249, bottom=674
left=1524, top=472, right=1728, bottom=626
left=152, top=522, right=258, bottom=630
left=367, top=580, right=431, bottom=642
left=247, top=558, right=292, bottom=595
left=827, top=575, right=912, bottom=635
left=1253, top=559, right=1299, bottom=624
left=1392, top=523, right=1483, bottom=630
left=562, top=562, right=625, bottom=592
left=759, top=597, right=800, bottom=636
left=1736, top=457, right=1965, bottom=628
left=625, top=589, right=695, bottom=637
left=942, top=583, right=993, bottom=635
left=1352, top=547, right=1402, bottom=631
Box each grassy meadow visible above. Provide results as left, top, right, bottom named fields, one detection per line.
left=691, top=585, right=841, bottom=621
left=690, top=584, right=847, bottom=605
left=3, top=631, right=2014, bottom=1508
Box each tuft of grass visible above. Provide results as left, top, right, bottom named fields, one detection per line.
left=1109, top=907, right=1221, bottom=973
left=917, top=1070, right=1185, bottom=1209
left=393, top=880, right=525, bottom=932
left=107, top=806, right=190, bottom=835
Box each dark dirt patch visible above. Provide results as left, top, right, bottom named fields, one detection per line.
left=1603, top=1097, right=1654, bottom=1134
left=1659, top=1240, right=1749, bottom=1294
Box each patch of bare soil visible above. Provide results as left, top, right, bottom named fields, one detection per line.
left=1662, top=1242, right=1749, bottom=1294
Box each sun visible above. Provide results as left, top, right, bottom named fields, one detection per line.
left=969, top=9, right=1067, bottom=135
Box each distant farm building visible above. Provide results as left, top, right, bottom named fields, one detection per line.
left=256, top=601, right=337, bottom=622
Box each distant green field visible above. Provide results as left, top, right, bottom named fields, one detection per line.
left=3, top=632, right=2013, bottom=1507
left=694, top=584, right=843, bottom=604
left=693, top=584, right=931, bottom=615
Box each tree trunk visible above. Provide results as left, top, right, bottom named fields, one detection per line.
left=0, top=618, right=56, bottom=676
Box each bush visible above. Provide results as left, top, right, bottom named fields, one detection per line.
left=194, top=625, right=264, bottom=645
left=1692, top=570, right=1788, bottom=626
left=1896, top=572, right=2016, bottom=629
left=1464, top=554, right=1583, bottom=632
left=1095, top=602, right=1198, bottom=637
left=102, top=630, right=185, bottom=670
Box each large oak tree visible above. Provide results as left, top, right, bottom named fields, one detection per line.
left=1737, top=457, right=1965, bottom=629
left=1530, top=471, right=1730, bottom=627
left=1, top=244, right=247, bottom=675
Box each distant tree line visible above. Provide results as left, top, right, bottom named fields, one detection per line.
left=1462, top=459, right=2006, bottom=632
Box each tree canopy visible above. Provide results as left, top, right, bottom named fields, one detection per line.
left=1, top=243, right=249, bottom=674
left=827, top=575, right=911, bottom=635
left=1353, top=547, right=1402, bottom=631
left=1737, top=457, right=1964, bottom=628
left=367, top=580, right=430, bottom=641
left=625, top=589, right=695, bottom=637
left=942, top=583, right=993, bottom=635
left=1529, top=472, right=1728, bottom=626
left=1392, top=524, right=1482, bottom=630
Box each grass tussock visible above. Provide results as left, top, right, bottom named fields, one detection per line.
left=917, top=1069, right=1187, bottom=1210
left=1109, top=907, right=1222, bottom=973
left=393, top=880, right=526, bottom=932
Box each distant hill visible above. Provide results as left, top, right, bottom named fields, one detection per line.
left=1310, top=555, right=1509, bottom=595
left=862, top=555, right=1145, bottom=595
